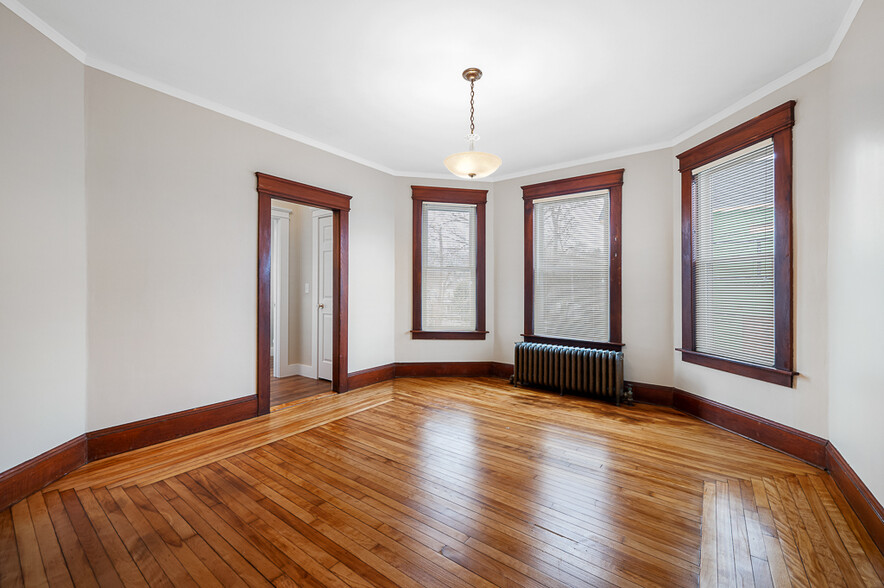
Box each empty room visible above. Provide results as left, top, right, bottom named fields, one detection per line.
left=1, top=0, right=882, bottom=586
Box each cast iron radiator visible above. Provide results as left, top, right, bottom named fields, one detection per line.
left=512, top=342, right=628, bottom=405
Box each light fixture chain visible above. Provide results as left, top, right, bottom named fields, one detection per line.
left=469, top=80, right=475, bottom=135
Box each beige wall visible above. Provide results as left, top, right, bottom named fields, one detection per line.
left=492, top=149, right=675, bottom=386
left=0, top=4, right=88, bottom=471
left=827, top=0, right=884, bottom=501
left=85, top=68, right=397, bottom=430
left=671, top=66, right=832, bottom=438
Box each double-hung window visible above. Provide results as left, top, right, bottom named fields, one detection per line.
left=677, top=101, right=796, bottom=386
left=412, top=186, right=487, bottom=339
left=522, top=169, right=623, bottom=349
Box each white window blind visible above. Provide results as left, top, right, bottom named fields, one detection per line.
left=422, top=202, right=477, bottom=331
left=693, top=139, right=775, bottom=366
left=534, top=190, right=610, bottom=341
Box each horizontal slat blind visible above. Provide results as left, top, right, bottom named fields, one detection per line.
left=422, top=202, right=477, bottom=331
left=693, top=140, right=775, bottom=366
left=534, top=190, right=610, bottom=341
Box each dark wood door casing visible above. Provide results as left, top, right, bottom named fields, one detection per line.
left=256, top=173, right=352, bottom=415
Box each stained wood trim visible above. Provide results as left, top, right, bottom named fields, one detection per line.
left=256, top=173, right=352, bottom=211
left=522, top=335, right=625, bottom=351
left=347, top=363, right=396, bottom=390
left=490, top=361, right=515, bottom=379
left=0, top=436, right=86, bottom=511
left=411, top=186, right=488, bottom=338
left=677, top=102, right=795, bottom=386
left=522, top=169, right=624, bottom=346
left=521, top=168, right=625, bottom=200
left=628, top=379, right=826, bottom=468
left=411, top=331, right=488, bottom=340
left=335, top=209, right=350, bottom=392
left=257, top=172, right=351, bottom=412
left=678, top=349, right=797, bottom=387
left=257, top=192, right=271, bottom=414
left=680, top=171, right=694, bottom=350
left=0, top=394, right=257, bottom=510
left=347, top=361, right=509, bottom=388
left=826, top=443, right=884, bottom=549
left=628, top=381, right=675, bottom=406
left=86, top=395, right=257, bottom=462
left=394, top=362, right=495, bottom=378
left=676, top=101, right=796, bottom=171
left=410, top=185, right=488, bottom=204
left=671, top=388, right=826, bottom=467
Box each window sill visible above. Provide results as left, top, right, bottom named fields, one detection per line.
left=412, top=330, right=488, bottom=340
left=677, top=348, right=796, bottom=387
left=523, top=335, right=624, bottom=351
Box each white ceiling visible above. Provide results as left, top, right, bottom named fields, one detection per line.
left=12, top=0, right=857, bottom=179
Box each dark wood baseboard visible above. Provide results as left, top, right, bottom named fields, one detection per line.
left=394, top=361, right=496, bottom=378
left=826, top=443, right=884, bottom=549
left=490, top=361, right=515, bottom=379
left=0, top=435, right=86, bottom=512
left=347, top=361, right=513, bottom=389
left=628, top=381, right=675, bottom=406
left=347, top=363, right=395, bottom=391
left=87, top=395, right=257, bottom=462
left=629, top=381, right=827, bottom=468
left=0, top=394, right=257, bottom=510
left=671, top=388, right=828, bottom=468
left=629, top=380, right=882, bottom=551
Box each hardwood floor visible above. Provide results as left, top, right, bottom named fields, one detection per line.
left=271, top=373, right=332, bottom=411
left=2, top=378, right=882, bottom=587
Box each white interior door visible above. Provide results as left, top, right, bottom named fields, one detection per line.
left=315, top=212, right=334, bottom=381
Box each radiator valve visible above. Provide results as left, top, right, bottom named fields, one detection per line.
left=622, top=384, right=635, bottom=406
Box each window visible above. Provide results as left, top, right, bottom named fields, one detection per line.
left=522, top=169, right=623, bottom=349
left=676, top=101, right=795, bottom=386
left=412, top=186, right=487, bottom=339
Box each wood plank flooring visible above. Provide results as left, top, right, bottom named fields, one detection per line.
left=271, top=373, right=331, bottom=410
left=2, top=377, right=882, bottom=587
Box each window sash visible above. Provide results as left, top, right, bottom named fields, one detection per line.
left=692, top=140, right=775, bottom=366
left=421, top=202, right=477, bottom=331
left=533, top=190, right=610, bottom=341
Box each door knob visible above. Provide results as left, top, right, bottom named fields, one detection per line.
left=318, top=303, right=325, bottom=309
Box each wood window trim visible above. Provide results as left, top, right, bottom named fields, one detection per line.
left=675, top=101, right=796, bottom=387
left=521, top=169, right=624, bottom=349
left=412, top=185, right=487, bottom=340
left=256, top=172, right=351, bottom=415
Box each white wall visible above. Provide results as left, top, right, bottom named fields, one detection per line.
left=671, top=66, right=832, bottom=438
left=85, top=67, right=396, bottom=430
left=0, top=4, right=88, bottom=471
left=493, top=150, right=675, bottom=386
left=827, top=0, right=884, bottom=501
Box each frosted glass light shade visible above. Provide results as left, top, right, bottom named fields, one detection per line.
left=444, top=151, right=502, bottom=179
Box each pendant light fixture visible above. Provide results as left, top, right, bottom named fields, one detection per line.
left=444, top=68, right=502, bottom=179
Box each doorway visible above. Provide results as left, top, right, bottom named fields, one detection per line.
left=256, top=173, right=351, bottom=416
left=269, top=201, right=333, bottom=410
